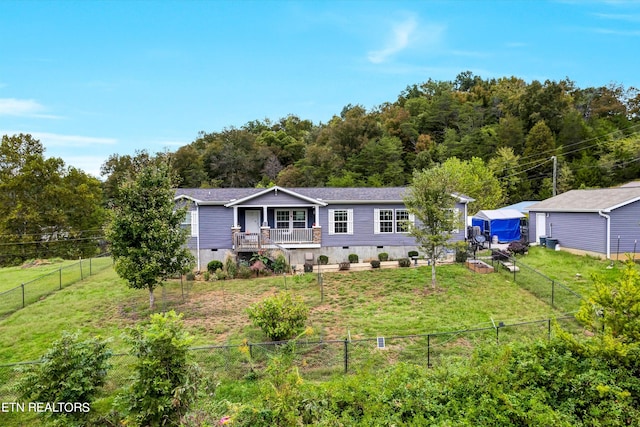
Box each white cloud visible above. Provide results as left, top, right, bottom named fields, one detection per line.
left=368, top=17, right=419, bottom=64
left=0, top=98, right=44, bottom=115
left=31, top=132, right=117, bottom=147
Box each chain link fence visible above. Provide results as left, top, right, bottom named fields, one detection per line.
left=0, top=254, right=113, bottom=317
left=487, top=253, right=584, bottom=313
left=0, top=316, right=579, bottom=404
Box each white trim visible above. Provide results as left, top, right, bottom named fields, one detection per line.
left=328, top=209, right=353, bottom=235
left=224, top=185, right=327, bottom=207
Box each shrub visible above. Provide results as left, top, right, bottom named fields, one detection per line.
left=16, top=331, right=112, bottom=423
left=398, top=258, right=411, bottom=267
left=273, top=253, right=289, bottom=274
left=214, top=268, right=227, bottom=280
left=246, top=291, right=309, bottom=341
left=251, top=260, right=269, bottom=276
left=224, top=255, right=238, bottom=279
left=304, top=263, right=314, bottom=273
left=348, top=253, right=359, bottom=263
left=378, top=252, right=389, bottom=261
left=207, top=260, right=224, bottom=273
left=370, top=260, right=381, bottom=268
left=408, top=250, right=419, bottom=258
left=318, top=255, right=329, bottom=265
left=507, top=240, right=529, bottom=256
left=119, top=311, right=201, bottom=427
left=454, top=241, right=469, bottom=263
left=237, top=265, right=252, bottom=279
left=185, top=271, right=196, bottom=281
left=203, top=271, right=210, bottom=281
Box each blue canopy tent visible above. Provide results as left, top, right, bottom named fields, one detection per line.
left=472, top=209, right=525, bottom=243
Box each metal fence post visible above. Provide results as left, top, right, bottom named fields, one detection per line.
left=496, top=324, right=500, bottom=345
left=344, top=339, right=349, bottom=374
left=90, top=258, right=92, bottom=276
left=551, top=280, right=555, bottom=308
left=79, top=258, right=83, bottom=280
left=427, top=334, right=431, bottom=368
left=513, top=258, right=517, bottom=281
left=59, top=268, right=62, bottom=290
left=249, top=342, right=253, bottom=359
left=21, top=284, right=25, bottom=308
left=548, top=319, right=552, bottom=341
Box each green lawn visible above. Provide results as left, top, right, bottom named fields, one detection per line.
left=0, top=247, right=630, bottom=426
left=1, top=247, right=615, bottom=364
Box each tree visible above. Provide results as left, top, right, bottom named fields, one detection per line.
left=106, top=161, right=194, bottom=309
left=404, top=167, right=461, bottom=289
left=576, top=260, right=640, bottom=344
left=121, top=310, right=201, bottom=427
left=247, top=291, right=309, bottom=341
left=0, top=134, right=105, bottom=265
left=439, top=157, right=504, bottom=213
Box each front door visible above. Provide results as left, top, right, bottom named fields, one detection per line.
left=535, top=213, right=546, bottom=243
left=245, top=210, right=261, bottom=234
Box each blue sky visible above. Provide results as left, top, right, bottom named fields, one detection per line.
left=1, top=0, right=639, bottom=178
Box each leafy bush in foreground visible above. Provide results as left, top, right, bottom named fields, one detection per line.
left=246, top=291, right=309, bottom=341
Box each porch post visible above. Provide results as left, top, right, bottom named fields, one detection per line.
left=314, top=205, right=320, bottom=226
left=233, top=206, right=239, bottom=227
left=231, top=226, right=241, bottom=249
left=262, top=205, right=268, bottom=226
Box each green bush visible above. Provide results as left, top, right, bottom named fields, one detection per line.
left=455, top=241, right=469, bottom=263
left=207, top=260, right=224, bottom=273
left=348, top=253, right=359, bottom=263
left=408, top=250, right=419, bottom=258
left=378, top=252, right=389, bottom=261
left=224, top=256, right=238, bottom=279
left=398, top=258, right=411, bottom=267
left=273, top=253, right=289, bottom=274
left=318, top=255, right=329, bottom=265
left=185, top=271, right=196, bottom=281
left=214, top=268, right=227, bottom=280
left=119, top=310, right=201, bottom=427
left=370, top=260, right=381, bottom=268
left=16, top=331, right=112, bottom=423
left=246, top=291, right=309, bottom=341
left=203, top=271, right=210, bottom=281
left=237, top=265, right=252, bottom=279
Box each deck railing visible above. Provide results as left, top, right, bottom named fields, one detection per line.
left=234, top=228, right=314, bottom=250
left=269, top=228, right=313, bottom=244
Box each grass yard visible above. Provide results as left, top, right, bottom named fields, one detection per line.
left=0, top=248, right=631, bottom=426
left=1, top=246, right=619, bottom=365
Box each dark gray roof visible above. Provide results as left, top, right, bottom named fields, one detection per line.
left=175, top=186, right=474, bottom=204
left=528, top=187, right=640, bottom=212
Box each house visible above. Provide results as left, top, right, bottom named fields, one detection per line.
left=472, top=209, right=526, bottom=243
left=174, top=186, right=474, bottom=270
left=527, top=187, right=640, bottom=259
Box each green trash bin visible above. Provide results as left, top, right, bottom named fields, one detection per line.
left=539, top=236, right=547, bottom=246
left=546, top=238, right=559, bottom=249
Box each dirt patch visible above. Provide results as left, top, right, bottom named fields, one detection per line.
left=21, top=259, right=52, bottom=268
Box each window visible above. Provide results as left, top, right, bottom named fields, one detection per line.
left=379, top=209, right=394, bottom=233
left=375, top=208, right=414, bottom=234
left=328, top=209, right=353, bottom=235
left=181, top=210, right=198, bottom=237
left=275, top=209, right=307, bottom=229
left=395, top=209, right=410, bottom=233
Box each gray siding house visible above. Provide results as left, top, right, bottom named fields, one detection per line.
left=528, top=187, right=640, bottom=259
left=175, top=186, right=473, bottom=270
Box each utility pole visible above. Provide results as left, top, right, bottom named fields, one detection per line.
left=551, top=155, right=557, bottom=196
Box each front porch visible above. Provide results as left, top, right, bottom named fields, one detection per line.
left=233, top=226, right=322, bottom=251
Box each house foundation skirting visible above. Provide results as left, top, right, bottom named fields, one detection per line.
left=192, top=245, right=424, bottom=271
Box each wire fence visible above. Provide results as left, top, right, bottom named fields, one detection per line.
left=0, top=254, right=113, bottom=318
left=0, top=315, right=579, bottom=404
left=486, top=252, right=584, bottom=314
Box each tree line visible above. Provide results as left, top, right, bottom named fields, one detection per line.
left=2, top=72, right=640, bottom=266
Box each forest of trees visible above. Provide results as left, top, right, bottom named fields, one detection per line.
left=2, top=72, right=640, bottom=265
